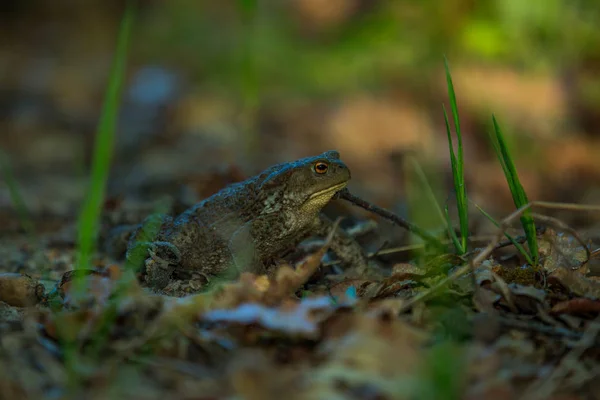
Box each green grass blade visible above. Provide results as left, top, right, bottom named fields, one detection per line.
left=235, top=0, right=260, bottom=157
left=75, top=2, right=135, bottom=270
left=444, top=57, right=463, bottom=166
left=445, top=204, right=463, bottom=254
left=473, top=202, right=533, bottom=265
left=0, top=149, right=35, bottom=237
left=443, top=58, right=468, bottom=254
left=61, top=4, right=136, bottom=389
left=490, top=115, right=538, bottom=264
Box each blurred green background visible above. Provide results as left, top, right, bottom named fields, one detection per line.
left=1, top=0, right=600, bottom=229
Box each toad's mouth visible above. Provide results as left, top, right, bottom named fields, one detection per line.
left=307, top=182, right=348, bottom=200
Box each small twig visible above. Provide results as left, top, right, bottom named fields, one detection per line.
left=337, top=188, right=444, bottom=248
left=336, top=189, right=550, bottom=261
left=464, top=227, right=547, bottom=258
left=322, top=232, right=539, bottom=268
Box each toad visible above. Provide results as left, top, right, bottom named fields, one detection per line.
left=126, top=150, right=368, bottom=292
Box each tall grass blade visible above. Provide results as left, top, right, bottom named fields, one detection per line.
left=445, top=204, right=463, bottom=254
left=443, top=58, right=468, bottom=254
left=75, top=1, right=135, bottom=271
left=490, top=115, right=538, bottom=264
left=62, top=3, right=136, bottom=389
left=235, top=0, right=260, bottom=157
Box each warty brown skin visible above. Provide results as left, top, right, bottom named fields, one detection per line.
left=126, top=150, right=368, bottom=292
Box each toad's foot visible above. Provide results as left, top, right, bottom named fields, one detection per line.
left=158, top=272, right=213, bottom=296
left=315, top=215, right=371, bottom=275
left=142, top=241, right=182, bottom=290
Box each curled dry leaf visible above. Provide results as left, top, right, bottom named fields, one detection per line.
left=0, top=273, right=44, bottom=307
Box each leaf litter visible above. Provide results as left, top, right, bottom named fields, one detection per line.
left=2, top=200, right=600, bottom=399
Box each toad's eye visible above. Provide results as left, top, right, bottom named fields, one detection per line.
left=313, top=161, right=329, bottom=174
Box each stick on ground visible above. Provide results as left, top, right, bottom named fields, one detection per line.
left=336, top=188, right=444, bottom=248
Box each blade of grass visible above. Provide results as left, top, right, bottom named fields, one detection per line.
left=490, top=115, right=538, bottom=264
left=443, top=57, right=468, bottom=254
left=445, top=204, right=463, bottom=254
left=75, top=1, right=134, bottom=271
left=473, top=202, right=533, bottom=265
left=86, top=205, right=168, bottom=361
left=62, top=2, right=135, bottom=390
left=235, top=0, right=261, bottom=158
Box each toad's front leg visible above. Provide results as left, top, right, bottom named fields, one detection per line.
left=127, top=238, right=181, bottom=290
left=127, top=215, right=218, bottom=294
left=125, top=214, right=177, bottom=289
left=313, top=215, right=370, bottom=274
